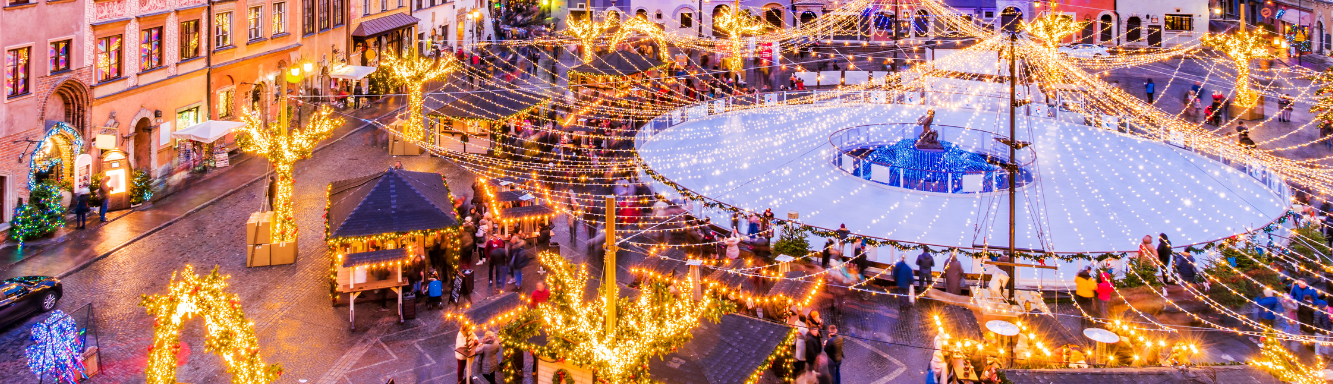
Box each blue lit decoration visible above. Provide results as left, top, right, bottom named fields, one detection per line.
left=27, top=122, right=84, bottom=190
left=26, top=310, right=87, bottom=384
left=838, top=139, right=1032, bottom=193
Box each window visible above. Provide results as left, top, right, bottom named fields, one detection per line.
left=248, top=6, right=263, bottom=40
left=363, top=0, right=369, bottom=15
left=49, top=40, right=71, bottom=73
left=680, top=12, right=693, bottom=28
left=6, top=47, right=30, bottom=98
left=217, top=88, right=234, bottom=118
left=1164, top=14, right=1193, bottom=31
left=140, top=27, right=163, bottom=71
left=319, top=0, right=329, bottom=30
left=416, top=0, right=421, bottom=9
left=332, top=0, right=344, bottom=26
left=176, top=106, right=201, bottom=132
left=397, top=0, right=401, bottom=9
left=984, top=11, right=994, bottom=18
left=273, top=3, right=287, bottom=34
left=180, top=20, right=201, bottom=59
left=96, top=35, right=122, bottom=82
left=304, top=0, right=315, bottom=34
left=215, top=12, right=233, bottom=47
left=379, top=0, right=386, bottom=12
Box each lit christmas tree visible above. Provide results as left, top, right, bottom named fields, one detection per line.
left=25, top=310, right=87, bottom=384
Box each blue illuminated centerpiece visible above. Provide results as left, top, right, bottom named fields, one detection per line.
left=868, top=139, right=998, bottom=176
left=830, top=124, right=1034, bottom=194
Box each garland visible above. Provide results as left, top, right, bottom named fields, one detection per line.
left=632, top=152, right=1299, bottom=263
left=552, top=369, right=575, bottom=384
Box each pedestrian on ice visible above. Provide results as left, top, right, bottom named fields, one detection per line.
left=824, top=325, right=845, bottom=384
left=1156, top=233, right=1173, bottom=284
left=893, top=256, right=915, bottom=309
left=916, top=250, right=935, bottom=290
left=1075, top=267, right=1097, bottom=325
left=724, top=230, right=742, bottom=260
left=73, top=189, right=90, bottom=230
left=1144, top=78, right=1156, bottom=103
left=944, top=252, right=964, bottom=295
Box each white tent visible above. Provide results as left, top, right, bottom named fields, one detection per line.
left=171, top=120, right=244, bottom=143
left=329, top=65, right=378, bottom=80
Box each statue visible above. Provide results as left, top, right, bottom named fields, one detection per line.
left=915, top=109, right=943, bottom=150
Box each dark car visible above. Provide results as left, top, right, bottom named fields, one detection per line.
left=1, top=276, right=62, bottom=327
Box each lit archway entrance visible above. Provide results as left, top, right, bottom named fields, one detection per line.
left=29, top=122, right=84, bottom=189
left=1000, top=7, right=1022, bottom=34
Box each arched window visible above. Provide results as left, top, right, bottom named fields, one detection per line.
left=999, top=7, right=1021, bottom=34
left=764, top=7, right=783, bottom=29
left=1099, top=15, right=1114, bottom=44
left=1127, top=17, right=1142, bottom=42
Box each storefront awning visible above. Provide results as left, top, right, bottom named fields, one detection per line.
left=171, top=120, right=244, bottom=143
left=352, top=13, right=421, bottom=37
left=329, top=65, right=378, bottom=80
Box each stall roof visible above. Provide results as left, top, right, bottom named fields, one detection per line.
left=494, top=190, right=531, bottom=203
left=705, top=259, right=762, bottom=296
left=352, top=13, right=421, bottom=37
left=326, top=168, right=458, bottom=240
left=569, top=50, right=666, bottom=78
left=329, top=65, right=378, bottom=80
left=933, top=302, right=983, bottom=341
left=464, top=292, right=525, bottom=327
left=425, top=85, right=550, bottom=122
left=766, top=271, right=819, bottom=303
left=171, top=120, right=244, bottom=143
left=635, top=249, right=690, bottom=280
left=500, top=204, right=553, bottom=219
left=342, top=248, right=408, bottom=268
left=647, top=314, right=793, bottom=384
left=1018, top=310, right=1085, bottom=349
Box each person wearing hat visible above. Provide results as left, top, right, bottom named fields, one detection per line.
left=477, top=331, right=502, bottom=384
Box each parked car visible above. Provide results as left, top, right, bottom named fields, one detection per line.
left=1, top=276, right=62, bottom=327
left=1057, top=44, right=1110, bottom=59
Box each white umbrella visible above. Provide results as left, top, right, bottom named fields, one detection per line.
left=171, top=120, right=245, bottom=143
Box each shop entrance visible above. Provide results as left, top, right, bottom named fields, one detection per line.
left=134, top=118, right=152, bottom=171
left=30, top=121, right=85, bottom=189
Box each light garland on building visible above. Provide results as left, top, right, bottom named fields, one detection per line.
left=139, top=265, right=281, bottom=384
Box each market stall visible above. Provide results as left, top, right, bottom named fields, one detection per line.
left=170, top=120, right=243, bottom=170
left=478, top=176, right=556, bottom=238
left=567, top=50, right=667, bottom=91
left=1014, top=310, right=1089, bottom=368
left=324, top=168, right=461, bottom=307
left=424, top=85, right=551, bottom=154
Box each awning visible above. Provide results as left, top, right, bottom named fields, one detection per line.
left=342, top=248, right=408, bottom=268
left=329, top=65, right=378, bottom=80
left=352, top=13, right=421, bottom=37
left=171, top=120, right=244, bottom=143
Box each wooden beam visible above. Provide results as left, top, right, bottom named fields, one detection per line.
left=981, top=260, right=1058, bottom=270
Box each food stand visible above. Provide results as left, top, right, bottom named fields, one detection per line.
left=336, top=248, right=411, bottom=328
left=424, top=85, right=551, bottom=154
left=324, top=168, right=462, bottom=312
left=478, top=176, right=556, bottom=238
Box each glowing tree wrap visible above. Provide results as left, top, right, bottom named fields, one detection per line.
left=713, top=4, right=766, bottom=73
left=237, top=105, right=343, bottom=243
left=1311, top=68, right=1333, bottom=124
left=1201, top=29, right=1274, bottom=108
left=378, top=51, right=456, bottom=143
left=140, top=265, right=282, bottom=384
left=1022, top=14, right=1084, bottom=50
left=529, top=251, right=719, bottom=383
left=25, top=310, right=86, bottom=384
left=1253, top=335, right=1324, bottom=384
left=565, top=13, right=616, bottom=64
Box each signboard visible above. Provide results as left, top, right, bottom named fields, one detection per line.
left=73, top=154, right=93, bottom=193
left=759, top=42, right=774, bottom=61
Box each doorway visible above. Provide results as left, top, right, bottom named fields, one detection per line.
left=134, top=118, right=152, bottom=171
left=1000, top=7, right=1021, bottom=34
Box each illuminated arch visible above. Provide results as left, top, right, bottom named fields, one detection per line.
left=28, top=121, right=84, bottom=190
left=139, top=265, right=282, bottom=384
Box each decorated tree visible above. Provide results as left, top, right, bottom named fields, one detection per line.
left=563, top=11, right=618, bottom=64
left=377, top=50, right=456, bottom=143
left=140, top=265, right=281, bottom=384
left=11, top=182, right=67, bottom=244
left=1201, top=28, right=1275, bottom=108
left=502, top=251, right=725, bottom=383
left=713, top=3, right=767, bottom=73
left=1254, top=334, right=1324, bottom=384
left=237, top=105, right=343, bottom=243
left=25, top=310, right=87, bottom=384
left=1311, top=67, right=1333, bottom=125
left=131, top=168, right=154, bottom=205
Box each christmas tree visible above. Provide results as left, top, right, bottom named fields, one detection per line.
left=1253, top=334, right=1323, bottom=384
left=11, top=182, right=67, bottom=244
left=1311, top=68, right=1333, bottom=125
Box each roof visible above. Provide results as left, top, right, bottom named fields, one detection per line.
left=635, top=249, right=690, bottom=280
left=1001, top=365, right=1283, bottom=384
left=425, top=85, right=550, bottom=122
left=647, top=314, right=793, bottom=384
left=171, top=120, right=245, bottom=143
left=342, top=248, right=408, bottom=268
left=326, top=169, right=458, bottom=240
left=1017, top=311, right=1085, bottom=349
left=463, top=292, right=525, bottom=327
left=569, top=50, right=667, bottom=78
left=934, top=302, right=983, bottom=341
left=352, top=13, right=421, bottom=37
left=500, top=204, right=554, bottom=219
left=329, top=65, right=377, bottom=80
left=766, top=271, right=818, bottom=303
left=494, top=190, right=531, bottom=203
left=705, top=259, right=763, bottom=297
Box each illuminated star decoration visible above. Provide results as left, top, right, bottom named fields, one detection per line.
left=25, top=310, right=86, bottom=384
left=713, top=4, right=767, bottom=73
left=140, top=265, right=282, bottom=384
left=523, top=251, right=720, bottom=383
left=1201, top=29, right=1274, bottom=108
left=377, top=50, right=457, bottom=143
left=237, top=105, right=343, bottom=243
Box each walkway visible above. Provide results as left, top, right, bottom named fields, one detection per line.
left=0, top=95, right=411, bottom=281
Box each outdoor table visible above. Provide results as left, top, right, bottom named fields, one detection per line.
left=1083, top=327, right=1120, bottom=366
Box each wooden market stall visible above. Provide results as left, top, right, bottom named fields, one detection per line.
left=478, top=176, right=556, bottom=238
left=336, top=248, right=412, bottom=328
left=1015, top=310, right=1089, bottom=368
left=424, top=84, right=551, bottom=154
left=324, top=168, right=462, bottom=320
left=568, top=50, right=667, bottom=91
left=646, top=313, right=795, bottom=384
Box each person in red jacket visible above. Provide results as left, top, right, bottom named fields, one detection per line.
left=1095, top=270, right=1115, bottom=319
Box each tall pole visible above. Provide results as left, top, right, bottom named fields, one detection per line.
left=1006, top=32, right=1017, bottom=305
left=603, top=196, right=618, bottom=337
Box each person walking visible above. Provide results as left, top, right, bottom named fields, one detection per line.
left=944, top=254, right=964, bottom=295
left=1315, top=300, right=1332, bottom=362
left=821, top=239, right=834, bottom=268
left=477, top=331, right=502, bottom=384
left=803, top=326, right=822, bottom=377
left=724, top=230, right=742, bottom=260
left=454, top=325, right=478, bottom=384
left=486, top=234, right=507, bottom=291
left=97, top=177, right=111, bottom=222
left=1074, top=267, right=1097, bottom=324
left=893, top=256, right=914, bottom=309
left=1280, top=94, right=1294, bottom=122
left=793, top=314, right=808, bottom=374
left=73, top=191, right=90, bottom=229
left=1144, top=79, right=1156, bottom=103
left=509, top=240, right=530, bottom=292
left=1254, top=288, right=1281, bottom=330
left=915, top=250, right=935, bottom=290
left=929, top=333, right=948, bottom=384
left=824, top=325, right=845, bottom=384
left=1174, top=252, right=1197, bottom=288
left=1095, top=269, right=1114, bottom=319
left=1156, top=233, right=1172, bottom=284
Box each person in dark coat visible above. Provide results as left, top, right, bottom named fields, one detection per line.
left=266, top=174, right=278, bottom=211
left=803, top=327, right=822, bottom=374
left=509, top=244, right=531, bottom=292
left=1174, top=252, right=1197, bottom=288
left=73, top=192, right=91, bottom=229
left=893, top=257, right=915, bottom=309
left=944, top=254, right=964, bottom=295
left=821, top=239, right=834, bottom=268
left=1156, top=233, right=1173, bottom=284
left=916, top=250, right=936, bottom=290
left=824, top=325, right=845, bottom=384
